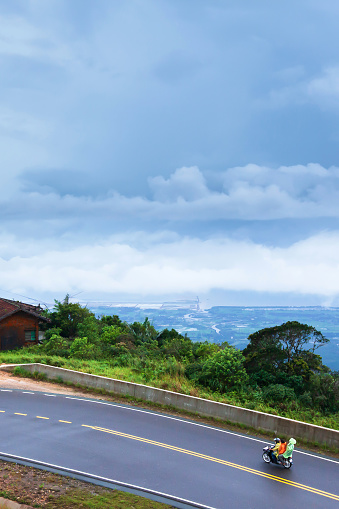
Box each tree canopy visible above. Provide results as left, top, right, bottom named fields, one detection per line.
left=46, top=295, right=95, bottom=339
left=242, top=321, right=329, bottom=383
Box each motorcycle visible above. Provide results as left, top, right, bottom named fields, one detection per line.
left=262, top=445, right=293, bottom=469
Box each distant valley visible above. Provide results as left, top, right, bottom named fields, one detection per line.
left=86, top=303, right=339, bottom=371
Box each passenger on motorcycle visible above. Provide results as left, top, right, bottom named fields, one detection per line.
left=278, top=438, right=296, bottom=464
left=278, top=439, right=287, bottom=456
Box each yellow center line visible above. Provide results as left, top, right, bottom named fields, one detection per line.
left=82, top=424, right=339, bottom=501
left=0, top=411, right=72, bottom=423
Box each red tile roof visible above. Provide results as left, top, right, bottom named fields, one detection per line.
left=0, top=298, right=49, bottom=322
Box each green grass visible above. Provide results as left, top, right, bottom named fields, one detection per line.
left=2, top=348, right=339, bottom=431
left=45, top=489, right=171, bottom=509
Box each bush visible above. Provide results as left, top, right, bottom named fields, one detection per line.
left=111, top=353, right=133, bottom=367
left=77, top=316, right=100, bottom=343
left=69, top=337, right=97, bottom=360
left=192, top=341, right=219, bottom=361
left=299, top=391, right=313, bottom=407
left=263, top=384, right=296, bottom=403
left=43, top=334, right=70, bottom=357
left=44, top=327, right=62, bottom=341
left=185, top=362, right=204, bottom=382
left=161, top=336, right=193, bottom=361
left=162, top=357, right=185, bottom=377
left=199, top=347, right=248, bottom=393
left=13, top=366, right=27, bottom=377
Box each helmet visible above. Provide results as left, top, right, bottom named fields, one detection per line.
left=289, top=438, right=296, bottom=445
left=274, top=437, right=281, bottom=443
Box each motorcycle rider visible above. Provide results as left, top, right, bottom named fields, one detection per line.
left=270, top=438, right=281, bottom=463
left=278, top=437, right=296, bottom=464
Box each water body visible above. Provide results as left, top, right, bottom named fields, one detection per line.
left=89, top=305, right=339, bottom=371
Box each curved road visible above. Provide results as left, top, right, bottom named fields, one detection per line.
left=0, top=389, right=338, bottom=508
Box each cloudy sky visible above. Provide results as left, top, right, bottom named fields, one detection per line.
left=1, top=0, right=339, bottom=307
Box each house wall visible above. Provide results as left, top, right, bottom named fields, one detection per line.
left=0, top=312, right=39, bottom=350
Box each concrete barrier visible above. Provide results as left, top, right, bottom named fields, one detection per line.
left=1, top=363, right=338, bottom=448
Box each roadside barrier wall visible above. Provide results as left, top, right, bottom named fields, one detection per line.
left=2, top=363, right=338, bottom=448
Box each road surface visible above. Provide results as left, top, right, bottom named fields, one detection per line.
left=0, top=389, right=338, bottom=508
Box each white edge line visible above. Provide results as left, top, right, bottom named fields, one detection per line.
left=63, top=396, right=339, bottom=464
left=0, top=452, right=215, bottom=509
left=11, top=391, right=338, bottom=465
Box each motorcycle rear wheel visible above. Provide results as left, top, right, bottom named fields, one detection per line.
left=283, top=459, right=292, bottom=469
left=262, top=452, right=271, bottom=463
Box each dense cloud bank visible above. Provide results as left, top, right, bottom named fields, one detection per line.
left=2, top=163, right=339, bottom=303
left=1, top=230, right=339, bottom=302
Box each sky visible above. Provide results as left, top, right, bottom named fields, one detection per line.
left=1, top=0, right=339, bottom=308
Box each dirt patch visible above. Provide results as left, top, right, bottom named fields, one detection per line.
left=0, top=368, right=94, bottom=397
left=0, top=460, right=171, bottom=508
left=0, top=460, right=104, bottom=507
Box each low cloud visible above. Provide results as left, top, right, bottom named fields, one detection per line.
left=1, top=231, right=339, bottom=301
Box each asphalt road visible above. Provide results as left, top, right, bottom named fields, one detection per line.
left=0, top=389, right=338, bottom=508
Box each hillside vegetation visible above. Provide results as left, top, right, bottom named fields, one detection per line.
left=1, top=296, right=338, bottom=431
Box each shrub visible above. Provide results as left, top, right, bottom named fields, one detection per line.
left=42, top=334, right=70, bottom=357
left=185, top=362, right=204, bottom=382
left=69, top=337, right=97, bottom=360
left=162, top=357, right=185, bottom=377
left=111, top=353, right=133, bottom=367
left=199, top=347, right=248, bottom=393
left=299, top=391, right=313, bottom=407
left=263, top=384, right=296, bottom=403
left=77, top=316, right=100, bottom=343
left=43, top=327, right=62, bottom=341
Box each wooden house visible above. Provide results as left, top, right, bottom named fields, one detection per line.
left=0, top=298, right=49, bottom=351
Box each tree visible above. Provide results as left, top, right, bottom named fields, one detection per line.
left=161, top=336, right=193, bottom=362
left=199, top=346, right=248, bottom=393
left=243, top=321, right=329, bottom=383
left=156, top=328, right=185, bottom=347
left=46, top=295, right=95, bottom=339
left=99, top=314, right=128, bottom=332
left=156, top=328, right=193, bottom=361
left=69, top=337, right=97, bottom=359
left=77, top=316, right=100, bottom=343
left=243, top=322, right=329, bottom=368
left=129, top=318, right=158, bottom=345
left=192, top=341, right=220, bottom=361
